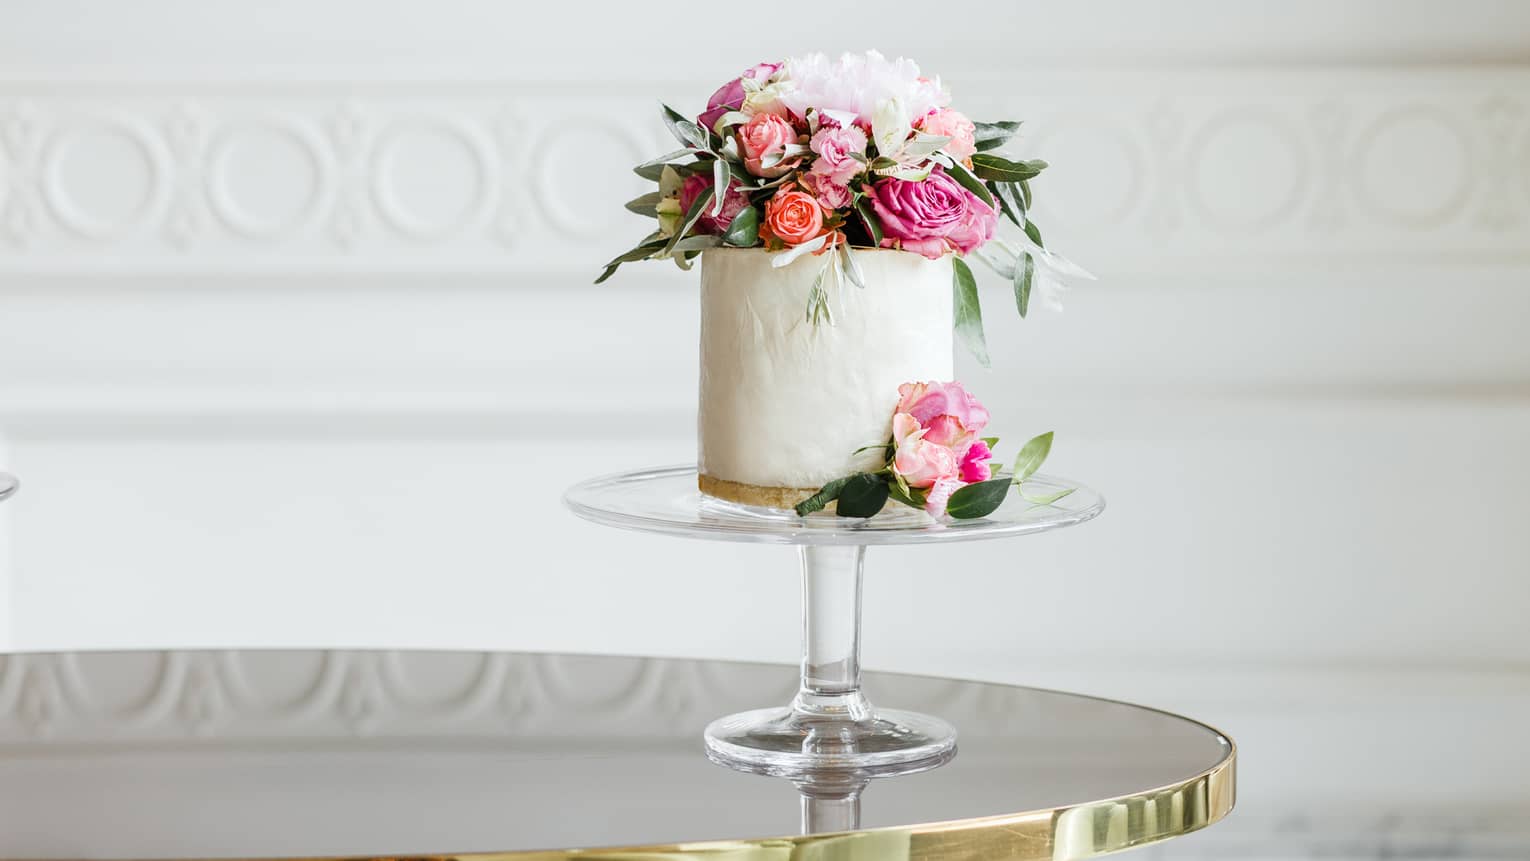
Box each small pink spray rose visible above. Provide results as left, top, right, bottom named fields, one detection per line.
left=808, top=123, right=868, bottom=186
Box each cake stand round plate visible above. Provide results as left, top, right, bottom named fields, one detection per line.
left=564, top=465, right=1103, bottom=546
left=565, top=465, right=1105, bottom=777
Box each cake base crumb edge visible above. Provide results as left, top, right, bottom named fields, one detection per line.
left=698, top=473, right=821, bottom=510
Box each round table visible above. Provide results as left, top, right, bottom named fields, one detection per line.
left=0, top=650, right=1236, bottom=860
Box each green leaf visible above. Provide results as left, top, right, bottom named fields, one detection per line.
left=1013, top=251, right=1035, bottom=318
left=951, top=256, right=990, bottom=368
left=835, top=473, right=891, bottom=518
left=1023, top=219, right=1044, bottom=248
left=672, top=235, right=722, bottom=252
left=885, top=164, right=931, bottom=182
left=1010, top=431, right=1054, bottom=483
left=970, top=153, right=1047, bottom=183
left=840, top=242, right=867, bottom=289
left=1020, top=487, right=1076, bottom=506
left=854, top=197, right=885, bottom=246
left=993, top=182, right=1026, bottom=228
left=851, top=442, right=893, bottom=456
left=868, top=156, right=898, bottom=172
left=634, top=149, right=697, bottom=172
left=945, top=478, right=1011, bottom=519
left=981, top=436, right=1000, bottom=450
left=973, top=120, right=1021, bottom=152
left=593, top=239, right=666, bottom=285
left=660, top=186, right=715, bottom=256
left=711, top=110, right=752, bottom=135
left=945, top=160, right=995, bottom=208
left=660, top=104, right=706, bottom=149
left=721, top=205, right=760, bottom=247
left=711, top=159, right=730, bottom=217
left=795, top=476, right=852, bottom=516
left=886, top=482, right=927, bottom=511
left=624, top=191, right=662, bottom=217
left=988, top=181, right=1018, bottom=227
left=1020, top=178, right=1033, bottom=211
left=635, top=162, right=671, bottom=181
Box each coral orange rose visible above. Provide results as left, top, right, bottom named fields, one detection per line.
left=762, top=189, right=826, bottom=247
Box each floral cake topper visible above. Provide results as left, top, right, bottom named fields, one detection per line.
left=796, top=381, right=1072, bottom=520
left=597, top=51, right=1093, bottom=364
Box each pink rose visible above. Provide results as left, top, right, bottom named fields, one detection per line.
left=809, top=124, right=867, bottom=185
left=867, top=167, right=996, bottom=259
left=917, top=108, right=978, bottom=161
left=679, top=173, right=749, bottom=235
left=698, top=62, right=782, bottom=134
left=923, top=477, right=964, bottom=518
left=958, top=439, right=993, bottom=483
left=893, top=433, right=959, bottom=489
left=801, top=173, right=851, bottom=210
left=736, top=113, right=800, bottom=178
left=895, top=381, right=990, bottom=432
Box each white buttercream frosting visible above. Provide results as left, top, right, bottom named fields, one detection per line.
left=698, top=247, right=955, bottom=490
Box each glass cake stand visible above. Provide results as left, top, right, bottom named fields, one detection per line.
left=564, top=465, right=1104, bottom=777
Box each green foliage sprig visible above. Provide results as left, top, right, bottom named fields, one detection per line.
left=794, top=431, right=1073, bottom=520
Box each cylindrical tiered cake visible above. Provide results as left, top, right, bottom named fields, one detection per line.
left=698, top=248, right=954, bottom=508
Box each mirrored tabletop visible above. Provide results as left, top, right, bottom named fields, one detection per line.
left=0, top=650, right=1235, bottom=860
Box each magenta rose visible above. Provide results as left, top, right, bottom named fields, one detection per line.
left=679, top=173, right=750, bottom=235
left=867, top=167, right=998, bottom=259
left=958, top=439, right=994, bottom=483
left=698, top=62, right=782, bottom=134
left=944, top=188, right=998, bottom=255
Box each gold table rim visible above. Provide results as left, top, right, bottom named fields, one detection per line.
left=470, top=733, right=1236, bottom=861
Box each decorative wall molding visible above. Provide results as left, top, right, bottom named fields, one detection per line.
left=0, top=69, right=1527, bottom=271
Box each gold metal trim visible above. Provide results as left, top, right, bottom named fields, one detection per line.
left=264, top=733, right=1236, bottom=861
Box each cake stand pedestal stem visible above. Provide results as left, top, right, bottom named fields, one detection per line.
left=699, top=540, right=955, bottom=775
left=797, top=779, right=865, bottom=833
left=793, top=545, right=872, bottom=723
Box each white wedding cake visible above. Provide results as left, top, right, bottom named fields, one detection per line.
left=697, top=248, right=953, bottom=507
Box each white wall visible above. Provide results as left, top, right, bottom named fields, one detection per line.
left=1, top=1, right=1529, bottom=856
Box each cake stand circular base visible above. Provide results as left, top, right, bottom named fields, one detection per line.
left=704, top=706, right=957, bottom=777
left=565, top=465, right=1104, bottom=778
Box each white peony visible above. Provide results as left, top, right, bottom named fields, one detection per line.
left=778, top=50, right=950, bottom=126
